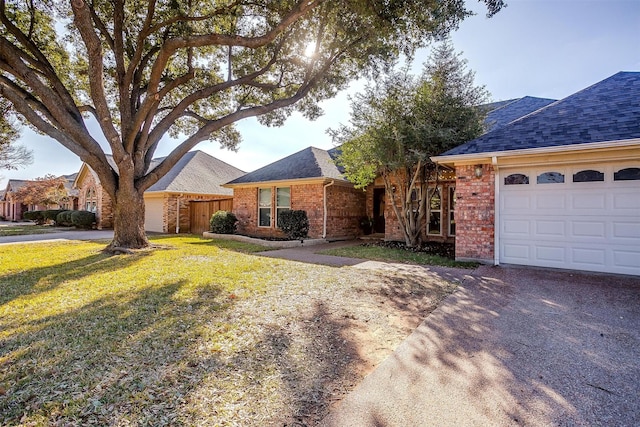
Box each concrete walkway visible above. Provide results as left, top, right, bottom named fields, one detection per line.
left=320, top=265, right=640, bottom=426
left=256, top=240, right=366, bottom=267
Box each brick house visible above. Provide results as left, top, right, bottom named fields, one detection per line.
left=224, top=146, right=366, bottom=240
left=432, top=72, right=640, bottom=276
left=74, top=150, right=244, bottom=232
left=0, top=175, right=78, bottom=221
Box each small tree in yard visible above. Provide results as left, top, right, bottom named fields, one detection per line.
left=0, top=0, right=503, bottom=251
left=13, top=174, right=70, bottom=208
left=333, top=42, right=489, bottom=247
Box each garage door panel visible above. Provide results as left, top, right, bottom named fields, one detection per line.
left=535, top=245, right=565, bottom=263
left=571, top=247, right=606, bottom=266
left=536, top=194, right=566, bottom=210
left=612, top=222, right=640, bottom=239
left=571, top=221, right=606, bottom=238
left=535, top=220, right=565, bottom=236
left=571, top=193, right=606, bottom=210
left=500, top=164, right=640, bottom=275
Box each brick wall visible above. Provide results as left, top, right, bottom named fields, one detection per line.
left=77, top=173, right=113, bottom=229
left=233, top=182, right=365, bottom=239
left=164, top=193, right=226, bottom=233
left=454, top=164, right=495, bottom=262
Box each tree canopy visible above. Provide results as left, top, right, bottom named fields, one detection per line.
left=333, top=41, right=489, bottom=246
left=12, top=174, right=69, bottom=207
left=0, top=0, right=503, bottom=248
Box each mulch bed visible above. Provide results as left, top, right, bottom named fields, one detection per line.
left=361, top=240, right=456, bottom=259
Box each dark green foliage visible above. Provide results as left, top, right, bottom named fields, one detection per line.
left=277, top=210, right=309, bottom=241
left=22, top=210, right=45, bottom=225
left=43, top=209, right=67, bottom=223
left=56, top=210, right=74, bottom=227
left=71, top=210, right=95, bottom=229
left=210, top=211, right=238, bottom=234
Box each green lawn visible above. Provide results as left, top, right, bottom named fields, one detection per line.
left=0, top=224, right=59, bottom=236
left=0, top=235, right=458, bottom=426
left=319, top=244, right=478, bottom=268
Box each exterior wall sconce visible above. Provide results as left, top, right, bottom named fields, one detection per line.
left=474, top=165, right=483, bottom=178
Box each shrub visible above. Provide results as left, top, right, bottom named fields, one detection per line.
left=44, top=209, right=68, bottom=224
left=56, top=210, right=74, bottom=227
left=210, top=210, right=237, bottom=234
left=277, top=210, right=309, bottom=241
left=71, top=210, right=96, bottom=229
left=23, top=210, right=45, bottom=224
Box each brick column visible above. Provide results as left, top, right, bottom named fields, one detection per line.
left=454, top=164, right=495, bottom=263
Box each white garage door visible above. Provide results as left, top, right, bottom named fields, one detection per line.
left=144, top=197, right=165, bottom=233
left=499, top=163, right=640, bottom=276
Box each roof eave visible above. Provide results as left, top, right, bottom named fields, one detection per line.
left=223, top=176, right=352, bottom=188
left=431, top=138, right=640, bottom=167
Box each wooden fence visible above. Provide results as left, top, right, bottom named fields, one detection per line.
left=189, top=198, right=233, bottom=235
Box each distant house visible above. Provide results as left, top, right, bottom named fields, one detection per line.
left=432, top=71, right=640, bottom=276
left=224, top=146, right=366, bottom=240
left=0, top=175, right=79, bottom=221
left=74, top=150, right=244, bottom=233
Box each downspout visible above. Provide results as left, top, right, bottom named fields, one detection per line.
left=176, top=194, right=183, bottom=234
left=492, top=157, right=500, bottom=266
left=323, top=180, right=335, bottom=239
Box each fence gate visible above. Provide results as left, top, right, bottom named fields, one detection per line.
left=190, top=198, right=233, bottom=235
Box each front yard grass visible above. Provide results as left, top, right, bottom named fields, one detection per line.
left=0, top=235, right=457, bottom=426
left=319, top=244, right=479, bottom=268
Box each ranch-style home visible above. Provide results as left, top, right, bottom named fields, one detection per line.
left=74, top=150, right=244, bottom=233
left=432, top=71, right=640, bottom=276
left=224, top=146, right=366, bottom=240
left=0, top=174, right=78, bottom=221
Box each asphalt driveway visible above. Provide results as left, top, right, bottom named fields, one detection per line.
left=321, top=265, right=640, bottom=426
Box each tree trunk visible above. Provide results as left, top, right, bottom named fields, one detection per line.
left=107, top=183, right=149, bottom=251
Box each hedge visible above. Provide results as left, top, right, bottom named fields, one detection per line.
left=277, top=210, right=309, bottom=241
left=210, top=210, right=237, bottom=234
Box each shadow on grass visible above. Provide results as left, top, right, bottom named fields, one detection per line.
left=0, top=251, right=151, bottom=306
left=0, top=279, right=228, bottom=425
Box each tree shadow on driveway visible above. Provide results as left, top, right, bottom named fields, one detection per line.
left=322, top=265, right=640, bottom=426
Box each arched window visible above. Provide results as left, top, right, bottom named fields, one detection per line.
left=85, top=187, right=98, bottom=212
left=504, top=174, right=529, bottom=185
left=614, top=167, right=640, bottom=181
left=537, top=172, right=564, bottom=184
left=573, top=170, right=604, bottom=182
left=427, top=187, right=442, bottom=235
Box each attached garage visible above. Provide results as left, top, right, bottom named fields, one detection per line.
left=499, top=163, right=640, bottom=276
left=432, top=72, right=640, bottom=276
left=144, top=196, right=165, bottom=232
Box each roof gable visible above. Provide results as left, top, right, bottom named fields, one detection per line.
left=443, top=72, right=640, bottom=156
left=146, top=150, right=245, bottom=194
left=226, top=146, right=346, bottom=185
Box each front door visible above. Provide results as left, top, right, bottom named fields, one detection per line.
left=373, top=188, right=386, bottom=234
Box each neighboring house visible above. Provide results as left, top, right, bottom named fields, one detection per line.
left=432, top=71, right=640, bottom=276
left=0, top=180, right=28, bottom=221
left=0, top=176, right=78, bottom=221
left=74, top=150, right=245, bottom=233
left=224, top=146, right=366, bottom=240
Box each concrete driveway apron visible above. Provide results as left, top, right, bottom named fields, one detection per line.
left=321, top=265, right=640, bottom=427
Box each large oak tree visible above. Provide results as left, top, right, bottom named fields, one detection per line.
left=0, top=0, right=503, bottom=249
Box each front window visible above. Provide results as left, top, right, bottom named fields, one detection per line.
left=85, top=187, right=97, bottom=212
left=449, top=187, right=456, bottom=236
left=428, top=187, right=442, bottom=235
left=276, top=187, right=290, bottom=225
left=258, top=188, right=272, bottom=227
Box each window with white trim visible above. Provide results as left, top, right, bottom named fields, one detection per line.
left=276, top=187, right=291, bottom=225
left=427, top=186, right=442, bottom=235
left=258, top=188, right=272, bottom=227
left=449, top=187, right=456, bottom=236
left=85, top=187, right=97, bottom=212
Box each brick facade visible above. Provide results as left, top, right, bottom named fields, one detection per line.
left=233, top=182, right=365, bottom=239
left=164, top=193, right=224, bottom=234
left=453, top=164, right=495, bottom=262
left=77, top=172, right=113, bottom=229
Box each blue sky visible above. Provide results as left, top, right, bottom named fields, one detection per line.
left=2, top=0, right=639, bottom=186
